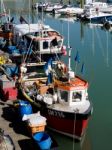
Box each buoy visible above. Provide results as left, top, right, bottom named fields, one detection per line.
left=61, top=45, right=67, bottom=56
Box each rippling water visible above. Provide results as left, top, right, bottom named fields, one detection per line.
left=2, top=0, right=112, bottom=150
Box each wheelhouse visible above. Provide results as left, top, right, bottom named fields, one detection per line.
left=12, top=24, right=64, bottom=55
left=56, top=76, right=89, bottom=106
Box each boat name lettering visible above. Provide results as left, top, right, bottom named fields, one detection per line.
left=48, top=110, right=65, bottom=118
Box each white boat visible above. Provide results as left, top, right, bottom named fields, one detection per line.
left=44, top=3, right=63, bottom=13
left=81, top=7, right=112, bottom=23
left=55, top=5, right=84, bottom=16
left=33, top=2, right=49, bottom=11
left=84, top=2, right=112, bottom=13
left=12, top=23, right=66, bottom=62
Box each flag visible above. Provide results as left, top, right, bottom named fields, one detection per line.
left=75, top=51, right=80, bottom=63
left=46, top=73, right=52, bottom=85
left=81, top=63, right=85, bottom=74
left=20, top=16, right=28, bottom=24
left=44, top=58, right=53, bottom=76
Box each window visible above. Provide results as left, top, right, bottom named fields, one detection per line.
left=33, top=41, right=39, bottom=50
left=60, top=90, right=68, bottom=102
left=58, top=40, right=62, bottom=47
left=50, top=38, right=58, bottom=47
left=43, top=41, right=48, bottom=49
left=72, top=91, right=82, bottom=102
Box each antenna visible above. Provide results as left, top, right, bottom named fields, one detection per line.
left=68, top=46, right=72, bottom=82
left=67, top=19, right=70, bottom=49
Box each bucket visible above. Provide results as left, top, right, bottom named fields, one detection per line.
left=19, top=100, right=33, bottom=117
left=33, top=132, right=44, bottom=142
left=33, top=132, right=52, bottom=150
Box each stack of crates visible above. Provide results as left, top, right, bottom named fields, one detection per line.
left=22, top=112, right=47, bottom=135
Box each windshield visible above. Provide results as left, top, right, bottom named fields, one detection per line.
left=59, top=90, right=68, bottom=102
left=72, top=91, right=82, bottom=102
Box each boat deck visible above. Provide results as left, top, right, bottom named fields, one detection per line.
left=49, top=100, right=90, bottom=113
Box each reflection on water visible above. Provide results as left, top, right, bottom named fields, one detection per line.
left=51, top=131, right=92, bottom=150
left=2, top=1, right=112, bottom=150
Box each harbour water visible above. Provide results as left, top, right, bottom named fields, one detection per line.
left=2, top=0, right=112, bottom=150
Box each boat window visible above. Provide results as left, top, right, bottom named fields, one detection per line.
left=33, top=41, right=39, bottom=50
left=43, top=41, right=48, bottom=49
left=60, top=90, right=68, bottom=102
left=58, top=40, right=62, bottom=47
left=26, top=66, right=46, bottom=78
left=50, top=37, right=58, bottom=47
left=43, top=31, right=48, bottom=37
left=34, top=32, right=39, bottom=36
left=72, top=91, right=82, bottom=102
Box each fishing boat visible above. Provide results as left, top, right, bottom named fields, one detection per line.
left=12, top=23, right=66, bottom=62
left=18, top=46, right=93, bottom=141
left=0, top=0, right=13, bottom=41
left=54, top=5, right=84, bottom=16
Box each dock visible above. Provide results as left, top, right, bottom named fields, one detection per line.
left=0, top=99, right=35, bottom=150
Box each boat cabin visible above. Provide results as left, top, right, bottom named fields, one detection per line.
left=12, top=24, right=64, bottom=55
left=56, top=76, right=88, bottom=106
left=83, top=2, right=109, bottom=16
left=83, top=5, right=97, bottom=16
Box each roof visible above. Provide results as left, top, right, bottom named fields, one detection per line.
left=55, top=76, right=88, bottom=91
left=13, top=23, right=54, bottom=36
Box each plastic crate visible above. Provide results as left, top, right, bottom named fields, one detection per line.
left=28, top=124, right=46, bottom=134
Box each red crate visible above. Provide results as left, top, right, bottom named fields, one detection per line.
left=0, top=87, right=18, bottom=101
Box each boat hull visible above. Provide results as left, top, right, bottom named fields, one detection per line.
left=42, top=106, right=92, bottom=141
left=82, top=15, right=112, bottom=23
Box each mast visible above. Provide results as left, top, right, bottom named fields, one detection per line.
left=1, top=0, right=8, bottom=23
left=67, top=18, right=72, bottom=83
left=28, top=0, right=30, bottom=32
left=68, top=46, right=72, bottom=83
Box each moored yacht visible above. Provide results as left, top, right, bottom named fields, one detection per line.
left=54, top=5, right=84, bottom=16
left=44, top=3, right=63, bottom=13
left=80, top=6, right=112, bottom=23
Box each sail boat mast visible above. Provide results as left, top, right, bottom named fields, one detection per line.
left=1, top=0, right=8, bottom=23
